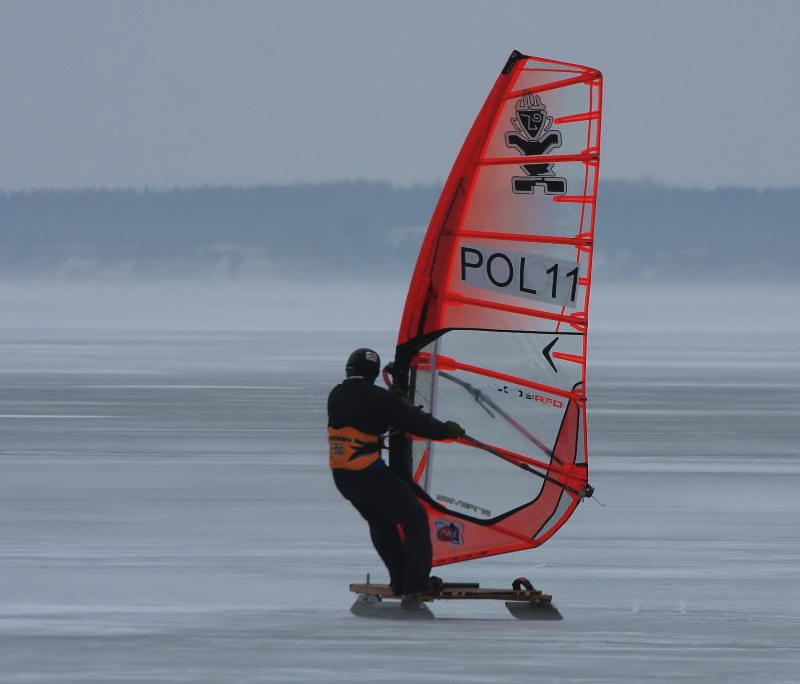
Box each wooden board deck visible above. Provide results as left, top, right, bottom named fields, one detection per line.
left=349, top=582, right=552, bottom=603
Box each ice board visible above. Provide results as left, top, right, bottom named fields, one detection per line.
left=349, top=581, right=563, bottom=620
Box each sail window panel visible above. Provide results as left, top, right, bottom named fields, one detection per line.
left=409, top=367, right=549, bottom=521
left=429, top=359, right=566, bottom=457
left=535, top=489, right=574, bottom=539
left=413, top=362, right=572, bottom=522
left=423, top=439, right=544, bottom=521
left=574, top=408, right=586, bottom=466
left=410, top=335, right=568, bottom=452
left=411, top=434, right=429, bottom=480
left=461, top=163, right=596, bottom=237
left=432, top=329, right=584, bottom=398
left=410, top=364, right=434, bottom=412
left=409, top=367, right=433, bottom=486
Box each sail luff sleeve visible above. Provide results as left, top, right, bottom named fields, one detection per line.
left=397, top=58, right=520, bottom=347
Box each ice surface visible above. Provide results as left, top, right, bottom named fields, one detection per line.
left=0, top=280, right=798, bottom=683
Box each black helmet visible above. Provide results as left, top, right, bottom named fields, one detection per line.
left=346, top=348, right=380, bottom=382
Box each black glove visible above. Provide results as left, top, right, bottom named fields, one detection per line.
left=444, top=420, right=465, bottom=439
left=388, top=384, right=407, bottom=398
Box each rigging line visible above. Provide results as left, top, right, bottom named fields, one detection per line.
left=461, top=434, right=587, bottom=499
left=438, top=370, right=564, bottom=465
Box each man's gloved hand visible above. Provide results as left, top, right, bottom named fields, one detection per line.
left=388, top=384, right=407, bottom=398
left=444, top=420, right=466, bottom=439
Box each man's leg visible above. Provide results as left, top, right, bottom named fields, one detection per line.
left=395, top=493, right=433, bottom=594
left=332, top=468, right=433, bottom=594
left=333, top=469, right=407, bottom=594
left=349, top=499, right=406, bottom=595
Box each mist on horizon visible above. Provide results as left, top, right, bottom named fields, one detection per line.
left=1, top=180, right=797, bottom=287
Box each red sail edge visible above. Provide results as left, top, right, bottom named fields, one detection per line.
left=391, top=51, right=602, bottom=567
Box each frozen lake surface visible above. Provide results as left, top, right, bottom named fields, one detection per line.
left=0, top=280, right=798, bottom=682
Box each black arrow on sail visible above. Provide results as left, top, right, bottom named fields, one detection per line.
left=542, top=337, right=559, bottom=373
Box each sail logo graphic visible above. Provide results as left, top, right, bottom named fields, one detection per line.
left=505, top=93, right=567, bottom=195
left=435, top=520, right=464, bottom=546
left=497, top=384, right=564, bottom=408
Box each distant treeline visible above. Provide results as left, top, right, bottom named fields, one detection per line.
left=0, top=181, right=797, bottom=280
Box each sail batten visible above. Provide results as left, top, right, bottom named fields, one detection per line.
left=414, top=354, right=584, bottom=403
left=479, top=151, right=599, bottom=166
left=457, top=230, right=592, bottom=246
left=442, top=292, right=587, bottom=328
left=392, top=51, right=602, bottom=566
left=507, top=72, right=600, bottom=98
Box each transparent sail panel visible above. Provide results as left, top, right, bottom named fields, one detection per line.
left=423, top=439, right=543, bottom=521
left=408, top=330, right=582, bottom=521
left=433, top=329, right=584, bottom=397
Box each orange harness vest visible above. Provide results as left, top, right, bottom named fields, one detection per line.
left=327, top=425, right=383, bottom=470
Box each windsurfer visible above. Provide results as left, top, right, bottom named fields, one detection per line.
left=328, top=347, right=465, bottom=598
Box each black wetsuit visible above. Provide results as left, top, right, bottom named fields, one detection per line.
left=327, top=377, right=451, bottom=595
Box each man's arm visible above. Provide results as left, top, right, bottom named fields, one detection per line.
left=385, top=392, right=459, bottom=441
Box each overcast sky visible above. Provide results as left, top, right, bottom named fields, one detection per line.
left=1, top=0, right=798, bottom=191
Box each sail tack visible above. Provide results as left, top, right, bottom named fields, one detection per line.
left=392, top=52, right=602, bottom=566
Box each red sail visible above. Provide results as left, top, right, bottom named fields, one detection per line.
left=390, top=51, right=602, bottom=566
